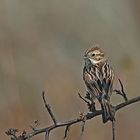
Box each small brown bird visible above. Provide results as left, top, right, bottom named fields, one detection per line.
left=83, top=45, right=114, bottom=123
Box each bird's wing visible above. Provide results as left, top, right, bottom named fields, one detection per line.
left=102, top=63, right=114, bottom=98
left=83, top=66, right=102, bottom=99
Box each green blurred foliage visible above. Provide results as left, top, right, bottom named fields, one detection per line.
left=0, top=0, right=140, bottom=140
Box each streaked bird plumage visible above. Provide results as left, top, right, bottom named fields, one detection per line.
left=83, top=45, right=114, bottom=123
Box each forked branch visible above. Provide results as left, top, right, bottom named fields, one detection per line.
left=6, top=92, right=140, bottom=140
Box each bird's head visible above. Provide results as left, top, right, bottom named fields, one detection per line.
left=84, top=45, right=105, bottom=65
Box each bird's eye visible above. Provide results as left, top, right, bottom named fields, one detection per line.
left=92, top=53, right=95, bottom=56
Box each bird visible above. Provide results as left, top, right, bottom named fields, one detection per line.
left=83, top=45, right=115, bottom=123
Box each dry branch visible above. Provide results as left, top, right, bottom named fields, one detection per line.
left=42, top=91, right=57, bottom=125
left=6, top=92, right=140, bottom=140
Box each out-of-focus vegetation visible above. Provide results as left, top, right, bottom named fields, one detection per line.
left=0, top=1, right=140, bottom=140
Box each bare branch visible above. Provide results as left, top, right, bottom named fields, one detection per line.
left=78, top=93, right=96, bottom=112
left=115, top=96, right=140, bottom=111
left=80, top=116, right=86, bottom=139
left=45, top=131, right=49, bottom=140
left=42, top=91, right=57, bottom=125
left=64, top=125, right=71, bottom=139
left=112, top=120, right=115, bottom=140
left=118, top=79, right=127, bottom=101
left=6, top=94, right=140, bottom=140
left=114, top=79, right=128, bottom=102
left=78, top=93, right=89, bottom=104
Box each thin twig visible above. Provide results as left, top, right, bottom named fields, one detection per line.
left=113, top=79, right=128, bottom=102
left=78, top=93, right=90, bottom=104
left=80, top=116, right=86, bottom=140
left=78, top=93, right=96, bottom=112
left=118, top=79, right=128, bottom=101
left=112, top=120, right=115, bottom=140
left=64, top=125, right=71, bottom=139
left=45, top=130, right=49, bottom=140
left=42, top=91, right=57, bottom=125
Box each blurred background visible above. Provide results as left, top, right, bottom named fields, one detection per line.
left=0, top=0, right=140, bottom=140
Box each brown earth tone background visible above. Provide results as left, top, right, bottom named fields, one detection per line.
left=0, top=1, right=140, bottom=140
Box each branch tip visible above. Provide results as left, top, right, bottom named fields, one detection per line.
left=118, top=79, right=128, bottom=101
left=78, top=93, right=89, bottom=104
left=42, top=91, right=57, bottom=125
left=64, top=125, right=71, bottom=139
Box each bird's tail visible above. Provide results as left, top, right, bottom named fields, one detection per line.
left=100, top=99, right=114, bottom=123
